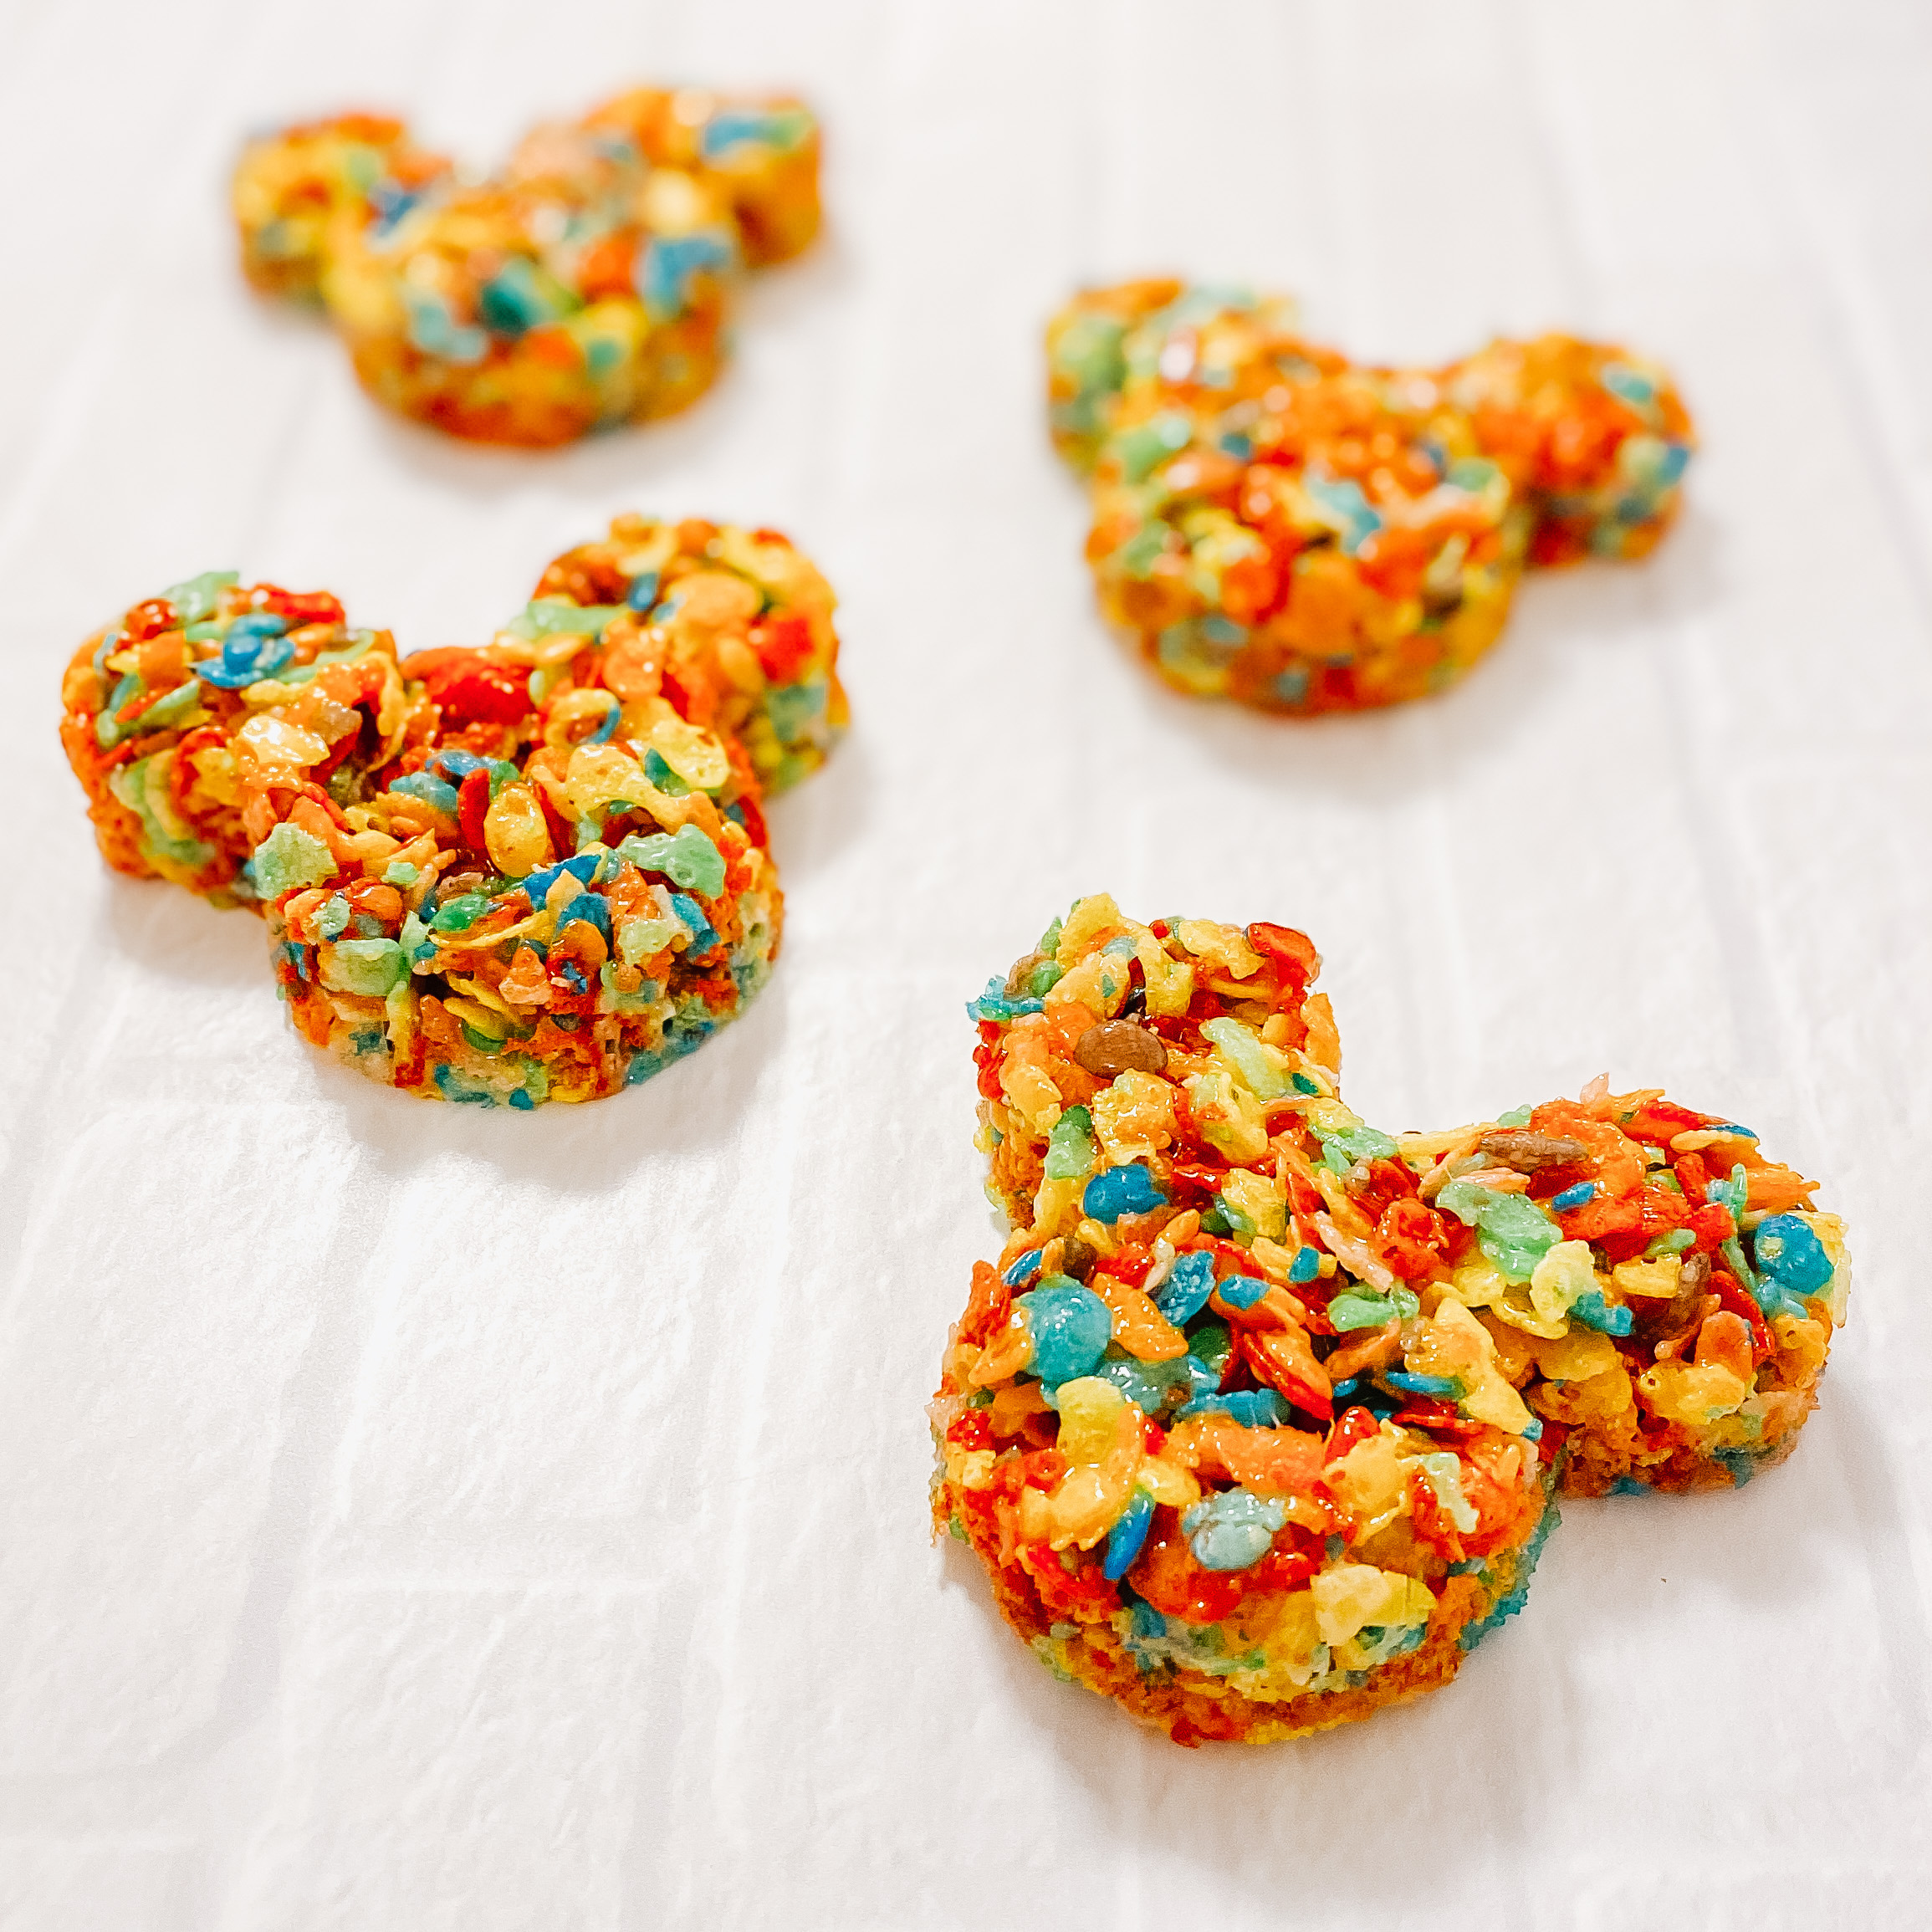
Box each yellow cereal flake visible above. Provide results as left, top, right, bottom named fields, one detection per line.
left=1048, top=951, right=1128, bottom=1020
left=1219, top=1168, right=1287, bottom=1242
left=1327, top=1432, right=1409, bottom=1537
left=1533, top=1364, right=1635, bottom=1425
left=1135, top=932, right=1194, bottom=1016
left=1225, top=1590, right=1327, bottom=1695
left=999, top=1055, right=1063, bottom=1137
left=1092, top=1070, right=1176, bottom=1165
left=1137, top=1456, right=1200, bottom=1510
left=1803, top=1212, right=1852, bottom=1324
left=1528, top=1239, right=1598, bottom=1328
left=646, top=715, right=730, bottom=790
left=1183, top=1067, right=1270, bottom=1165
left=1524, top=1325, right=1621, bottom=1383
left=1056, top=894, right=1127, bottom=967
left=1611, top=1255, right=1682, bottom=1300
left=1406, top=1299, right=1532, bottom=1434
left=1638, top=1358, right=1751, bottom=1426
left=1312, top=1564, right=1434, bottom=1649
left=1017, top=1377, right=1143, bottom=1550
left=1174, top=918, right=1263, bottom=979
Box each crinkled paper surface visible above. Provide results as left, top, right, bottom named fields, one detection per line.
left=0, top=2, right=1928, bottom=1926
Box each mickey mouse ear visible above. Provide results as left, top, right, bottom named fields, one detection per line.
left=935, top=896, right=1843, bottom=1742
left=60, top=519, right=848, bottom=1108
left=233, top=85, right=823, bottom=447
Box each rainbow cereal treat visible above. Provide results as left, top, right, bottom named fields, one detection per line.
left=530, top=514, right=847, bottom=794
left=1047, top=281, right=1694, bottom=713
left=233, top=85, right=820, bottom=447
left=59, top=521, right=845, bottom=1105
left=935, top=902, right=1847, bottom=1743
left=1394, top=1086, right=1850, bottom=1495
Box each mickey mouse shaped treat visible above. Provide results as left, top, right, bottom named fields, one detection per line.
left=1048, top=283, right=1694, bottom=713
left=934, top=897, right=1847, bottom=1743
left=235, top=88, right=820, bottom=446
left=60, top=517, right=845, bottom=1105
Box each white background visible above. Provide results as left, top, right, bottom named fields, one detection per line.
left=1, top=1, right=1928, bottom=1926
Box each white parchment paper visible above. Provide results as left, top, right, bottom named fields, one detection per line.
left=0, top=2, right=1927, bottom=1925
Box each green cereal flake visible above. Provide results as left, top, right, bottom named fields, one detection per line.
left=162, top=570, right=238, bottom=623
left=250, top=823, right=336, bottom=899
left=324, top=938, right=407, bottom=997
left=1044, top=1105, right=1097, bottom=1182
left=619, top=916, right=682, bottom=967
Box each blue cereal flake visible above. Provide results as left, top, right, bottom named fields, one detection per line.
left=1305, top=473, right=1383, bottom=555
left=432, top=1063, right=499, bottom=1106
left=1016, top=1280, right=1112, bottom=1386
left=1175, top=1389, right=1291, bottom=1429
left=1706, top=1162, right=1750, bottom=1220
left=1082, top=1163, right=1166, bottom=1223
left=636, top=230, right=737, bottom=323
left=700, top=105, right=811, bottom=158
left=1459, top=1495, right=1560, bottom=1651
left=1153, top=1248, right=1216, bottom=1326
left=1600, top=361, right=1657, bottom=409
left=1567, top=1287, right=1634, bottom=1337
left=1383, top=1371, right=1462, bottom=1400
left=523, top=852, right=601, bottom=907
left=197, top=614, right=295, bottom=688
left=1093, top=1349, right=1214, bottom=1417
left=965, top=974, right=1043, bottom=1024
left=1214, top=1274, right=1270, bottom=1311
left=668, top=892, right=718, bottom=955
left=405, top=290, right=488, bottom=365
left=1751, top=1214, right=1834, bottom=1298
left=391, top=770, right=461, bottom=817
left=555, top=892, right=613, bottom=943
left=476, top=255, right=557, bottom=337
left=1003, top=1250, right=1044, bottom=1289
left=1550, top=1180, right=1597, bottom=1212
left=1289, top=1246, right=1322, bottom=1285
left=427, top=748, right=488, bottom=784
left=1102, top=1491, right=1157, bottom=1582
left=1182, top=1490, right=1287, bottom=1571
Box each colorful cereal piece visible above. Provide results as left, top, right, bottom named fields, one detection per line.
left=59, top=521, right=846, bottom=1105
left=935, top=902, right=1847, bottom=1743
left=233, top=85, right=820, bottom=447
left=1047, top=281, right=1694, bottom=713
